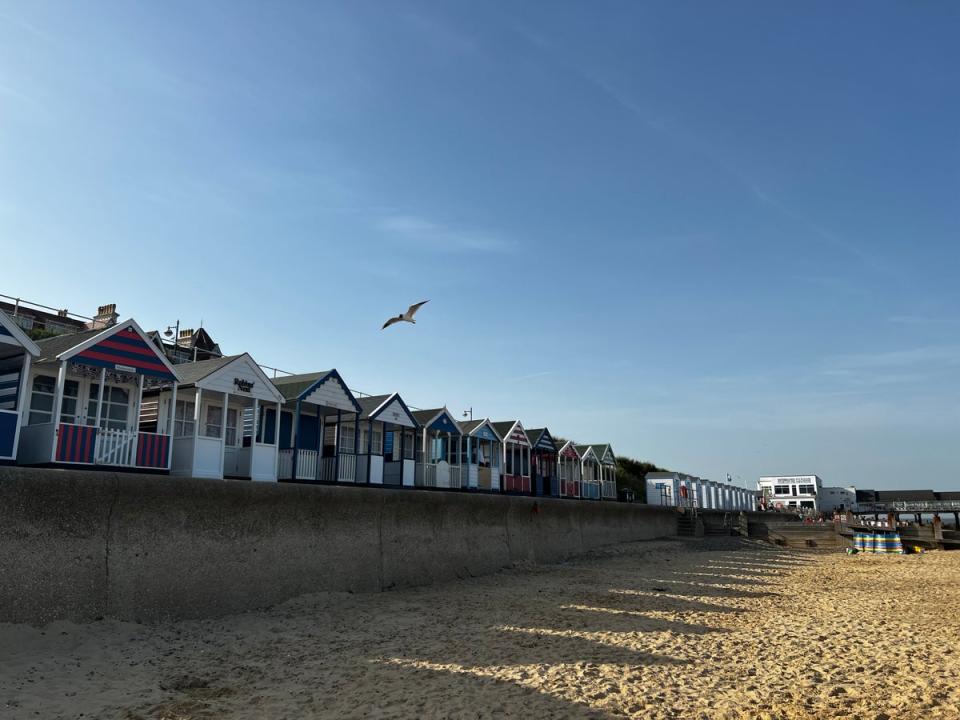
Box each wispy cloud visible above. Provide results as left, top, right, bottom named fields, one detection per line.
left=376, top=214, right=514, bottom=254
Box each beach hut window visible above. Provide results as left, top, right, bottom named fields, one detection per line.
left=173, top=400, right=196, bottom=437
left=340, top=425, right=356, bottom=453
left=372, top=428, right=382, bottom=454
left=774, top=484, right=789, bottom=495
left=225, top=408, right=239, bottom=446
left=28, top=376, right=80, bottom=425
left=404, top=431, right=414, bottom=459
left=204, top=405, right=223, bottom=438
left=86, top=384, right=130, bottom=430
left=521, top=451, right=529, bottom=476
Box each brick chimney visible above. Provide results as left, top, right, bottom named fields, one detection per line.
left=89, top=303, right=118, bottom=329
left=177, top=328, right=194, bottom=347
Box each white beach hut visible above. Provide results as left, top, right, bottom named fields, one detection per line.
left=412, top=407, right=464, bottom=489
left=493, top=420, right=532, bottom=494
left=458, top=418, right=503, bottom=491
left=146, top=354, right=284, bottom=481
left=556, top=440, right=583, bottom=498
left=0, top=309, right=40, bottom=464
left=353, top=393, right=419, bottom=486
left=576, top=444, right=602, bottom=500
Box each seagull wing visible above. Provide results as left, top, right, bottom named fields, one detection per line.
left=405, top=300, right=429, bottom=320
left=382, top=316, right=402, bottom=330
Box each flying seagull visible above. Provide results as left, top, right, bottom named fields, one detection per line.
left=382, top=300, right=429, bottom=330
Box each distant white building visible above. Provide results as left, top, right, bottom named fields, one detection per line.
left=646, top=472, right=753, bottom=511
left=758, top=474, right=822, bottom=512
left=817, top=486, right=857, bottom=513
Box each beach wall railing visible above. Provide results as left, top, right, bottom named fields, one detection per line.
left=0, top=466, right=680, bottom=625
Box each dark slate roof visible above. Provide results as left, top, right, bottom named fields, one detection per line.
left=357, top=394, right=396, bottom=420
left=492, top=421, right=519, bottom=438
left=591, top=443, right=612, bottom=455
left=412, top=408, right=446, bottom=425
left=936, top=491, right=960, bottom=501
left=34, top=328, right=104, bottom=363
left=874, top=489, right=938, bottom=502
left=168, top=355, right=240, bottom=387
left=855, top=489, right=877, bottom=502
left=525, top=428, right=545, bottom=444
left=458, top=419, right=487, bottom=435
left=271, top=370, right=334, bottom=401
left=574, top=444, right=595, bottom=458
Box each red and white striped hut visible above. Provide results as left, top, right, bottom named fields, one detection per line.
left=556, top=440, right=582, bottom=498
left=16, top=320, right=180, bottom=471
left=492, top=420, right=532, bottom=494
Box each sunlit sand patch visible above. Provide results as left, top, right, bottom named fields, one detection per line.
left=669, top=570, right=779, bottom=585
left=376, top=656, right=664, bottom=716
left=608, top=587, right=747, bottom=608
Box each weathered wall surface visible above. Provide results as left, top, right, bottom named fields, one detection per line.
left=0, top=467, right=678, bottom=625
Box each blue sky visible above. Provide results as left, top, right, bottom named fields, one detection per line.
left=2, top=1, right=958, bottom=489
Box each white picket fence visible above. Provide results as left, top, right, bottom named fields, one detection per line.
left=95, top=428, right=137, bottom=467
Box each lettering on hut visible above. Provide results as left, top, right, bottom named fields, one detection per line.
left=233, top=377, right=254, bottom=393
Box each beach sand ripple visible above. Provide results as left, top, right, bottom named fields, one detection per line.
left=1, top=538, right=958, bottom=719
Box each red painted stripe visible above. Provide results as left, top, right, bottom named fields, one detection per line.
left=55, top=424, right=65, bottom=460
left=63, top=424, right=74, bottom=462
left=151, top=435, right=158, bottom=467
left=95, top=338, right=160, bottom=358
left=76, top=349, right=168, bottom=371
left=137, top=434, right=145, bottom=466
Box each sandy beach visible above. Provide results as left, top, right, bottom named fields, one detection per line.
left=2, top=537, right=958, bottom=720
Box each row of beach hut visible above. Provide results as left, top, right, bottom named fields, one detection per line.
left=0, top=311, right=620, bottom=500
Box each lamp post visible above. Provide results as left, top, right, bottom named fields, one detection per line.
left=462, top=407, right=473, bottom=421
left=163, top=320, right=180, bottom=363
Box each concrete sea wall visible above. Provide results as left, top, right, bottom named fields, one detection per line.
left=0, top=467, right=679, bottom=625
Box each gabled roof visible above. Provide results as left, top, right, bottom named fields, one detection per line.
left=492, top=420, right=530, bottom=446
left=169, top=355, right=238, bottom=385
left=459, top=418, right=502, bottom=441
left=556, top=439, right=580, bottom=457
left=525, top=427, right=558, bottom=453
left=0, top=309, right=40, bottom=356
left=357, top=393, right=419, bottom=427
left=411, top=407, right=462, bottom=434
left=587, top=443, right=616, bottom=465
left=35, top=319, right=179, bottom=382
left=169, top=353, right=284, bottom=403
left=271, top=369, right=362, bottom=413
left=575, top=444, right=599, bottom=462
